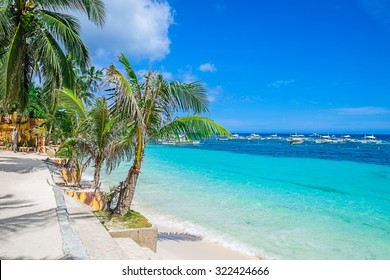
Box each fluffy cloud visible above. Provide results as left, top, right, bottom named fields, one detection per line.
left=199, top=63, right=217, bottom=72
left=79, top=0, right=174, bottom=63
left=334, top=107, right=390, bottom=115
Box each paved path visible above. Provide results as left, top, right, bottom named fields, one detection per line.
left=0, top=152, right=66, bottom=259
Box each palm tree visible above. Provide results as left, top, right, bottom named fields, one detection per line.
left=83, top=97, right=133, bottom=189
left=0, top=0, right=105, bottom=110
left=57, top=89, right=133, bottom=189
left=71, top=59, right=104, bottom=106
left=106, top=54, right=231, bottom=215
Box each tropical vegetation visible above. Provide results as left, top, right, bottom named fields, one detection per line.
left=56, top=89, right=133, bottom=189
left=0, top=0, right=105, bottom=111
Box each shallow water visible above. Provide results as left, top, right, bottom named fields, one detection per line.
left=99, top=135, right=390, bottom=259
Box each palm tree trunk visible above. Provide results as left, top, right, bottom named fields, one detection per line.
left=114, top=160, right=141, bottom=215
left=93, top=160, right=102, bottom=190
left=115, top=132, right=144, bottom=215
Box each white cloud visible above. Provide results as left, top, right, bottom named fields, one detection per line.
left=199, top=62, right=217, bottom=72
left=207, top=85, right=223, bottom=102
left=178, top=66, right=198, bottom=83
left=268, top=79, right=295, bottom=88
left=80, top=0, right=174, bottom=63
left=334, top=106, right=390, bottom=115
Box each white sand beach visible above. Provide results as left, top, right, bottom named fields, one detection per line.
left=132, top=202, right=258, bottom=260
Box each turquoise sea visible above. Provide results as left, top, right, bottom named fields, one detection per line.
left=98, top=134, right=390, bottom=259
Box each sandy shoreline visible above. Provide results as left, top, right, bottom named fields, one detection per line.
left=132, top=201, right=259, bottom=260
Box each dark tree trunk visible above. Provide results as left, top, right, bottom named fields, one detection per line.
left=115, top=131, right=145, bottom=215
left=114, top=162, right=141, bottom=215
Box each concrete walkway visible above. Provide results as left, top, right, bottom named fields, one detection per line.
left=0, top=151, right=159, bottom=260
left=0, top=152, right=66, bottom=259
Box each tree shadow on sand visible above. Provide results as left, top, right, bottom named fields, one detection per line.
left=158, top=232, right=203, bottom=242
left=0, top=156, right=47, bottom=174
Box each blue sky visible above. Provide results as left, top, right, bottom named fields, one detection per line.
left=80, top=0, right=390, bottom=134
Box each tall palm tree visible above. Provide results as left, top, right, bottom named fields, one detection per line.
left=0, top=0, right=105, bottom=110
left=106, top=54, right=231, bottom=215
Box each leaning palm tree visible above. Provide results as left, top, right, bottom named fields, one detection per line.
left=0, top=0, right=105, bottom=110
left=106, top=54, right=231, bottom=215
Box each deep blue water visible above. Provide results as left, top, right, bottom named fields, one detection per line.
left=186, top=134, right=390, bottom=166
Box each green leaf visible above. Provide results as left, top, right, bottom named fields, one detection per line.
left=157, top=116, right=231, bottom=141
left=57, top=88, right=87, bottom=120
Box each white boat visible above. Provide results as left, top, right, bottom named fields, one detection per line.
left=288, top=133, right=304, bottom=145
left=229, top=133, right=239, bottom=139
left=362, top=135, right=382, bottom=144
left=339, top=135, right=354, bottom=143
left=315, top=135, right=333, bottom=144
left=161, top=140, right=177, bottom=145
left=247, top=133, right=262, bottom=140
left=160, top=135, right=201, bottom=145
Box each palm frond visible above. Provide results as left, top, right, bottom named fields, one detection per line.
left=105, top=64, right=143, bottom=124
left=39, top=10, right=89, bottom=70
left=0, top=22, right=28, bottom=108
left=57, top=88, right=87, bottom=120
left=105, top=123, right=135, bottom=173
left=32, top=28, right=74, bottom=89
left=156, top=116, right=231, bottom=141
left=166, top=81, right=209, bottom=114
left=37, top=0, right=106, bottom=27
left=88, top=97, right=110, bottom=149
left=0, top=7, right=12, bottom=40
left=118, top=53, right=138, bottom=84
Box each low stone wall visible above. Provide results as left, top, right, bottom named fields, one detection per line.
left=109, top=227, right=158, bottom=252
left=60, top=169, right=78, bottom=185
left=65, top=190, right=106, bottom=211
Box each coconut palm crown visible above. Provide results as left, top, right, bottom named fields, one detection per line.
left=0, top=0, right=105, bottom=110
left=106, top=54, right=231, bottom=215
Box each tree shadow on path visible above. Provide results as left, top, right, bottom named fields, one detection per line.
left=0, top=156, right=47, bottom=174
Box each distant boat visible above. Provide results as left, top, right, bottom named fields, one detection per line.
left=160, top=135, right=201, bottom=145
left=315, top=135, right=333, bottom=144
left=288, top=133, right=304, bottom=145
left=217, top=136, right=229, bottom=141
left=247, top=133, right=261, bottom=140
left=362, top=135, right=382, bottom=144
left=339, top=135, right=354, bottom=143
